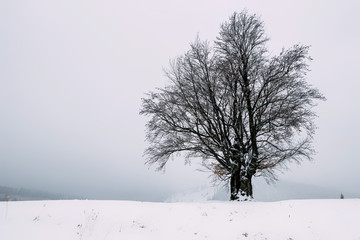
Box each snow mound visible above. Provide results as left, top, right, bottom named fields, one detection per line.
left=1, top=199, right=359, bottom=239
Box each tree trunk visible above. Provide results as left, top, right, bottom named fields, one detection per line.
left=230, top=167, right=253, bottom=201
left=230, top=168, right=241, bottom=200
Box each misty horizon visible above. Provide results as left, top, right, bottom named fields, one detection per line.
left=1, top=0, right=359, bottom=201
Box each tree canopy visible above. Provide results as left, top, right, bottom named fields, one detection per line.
left=140, top=10, right=325, bottom=200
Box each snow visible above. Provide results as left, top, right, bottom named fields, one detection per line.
left=1, top=199, right=360, bottom=240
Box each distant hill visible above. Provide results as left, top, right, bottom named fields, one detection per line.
left=212, top=179, right=360, bottom=201
left=167, top=179, right=360, bottom=202
left=0, top=186, right=77, bottom=201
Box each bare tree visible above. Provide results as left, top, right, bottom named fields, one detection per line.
left=140, top=11, right=325, bottom=201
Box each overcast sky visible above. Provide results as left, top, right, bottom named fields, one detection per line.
left=1, top=0, right=359, bottom=201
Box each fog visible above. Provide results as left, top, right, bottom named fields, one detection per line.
left=1, top=0, right=359, bottom=201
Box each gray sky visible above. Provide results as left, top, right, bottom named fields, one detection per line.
left=1, top=0, right=359, bottom=201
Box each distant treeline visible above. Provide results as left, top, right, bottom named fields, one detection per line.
left=0, top=186, right=74, bottom=201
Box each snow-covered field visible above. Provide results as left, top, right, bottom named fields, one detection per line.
left=1, top=199, right=359, bottom=240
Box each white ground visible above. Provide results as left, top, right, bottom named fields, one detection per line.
left=1, top=199, right=359, bottom=240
